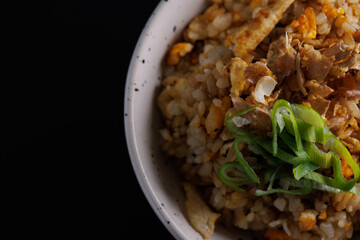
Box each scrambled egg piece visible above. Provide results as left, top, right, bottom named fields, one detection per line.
left=341, top=158, right=354, bottom=180
left=298, top=210, right=318, bottom=231
left=322, top=3, right=345, bottom=19
left=289, top=7, right=317, bottom=39
left=167, top=42, right=194, bottom=66
left=205, top=96, right=231, bottom=138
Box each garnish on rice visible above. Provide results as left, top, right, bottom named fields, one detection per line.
left=218, top=100, right=360, bottom=195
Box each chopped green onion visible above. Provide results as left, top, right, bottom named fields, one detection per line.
left=218, top=100, right=360, bottom=196
left=304, top=135, right=359, bottom=192
left=276, top=101, right=359, bottom=191
left=324, top=134, right=360, bottom=188
left=264, top=168, right=277, bottom=185
left=292, top=162, right=320, bottom=180
left=302, top=134, right=360, bottom=192
left=282, top=114, right=332, bottom=144
left=286, top=103, right=332, bottom=144
left=255, top=168, right=313, bottom=196
left=311, top=180, right=358, bottom=194
left=271, top=100, right=303, bottom=156
left=304, top=142, right=332, bottom=168
left=217, top=162, right=255, bottom=192
left=233, top=137, right=260, bottom=184
left=280, top=173, right=358, bottom=194
left=247, top=143, right=281, bottom=166
left=256, top=138, right=299, bottom=165
left=278, top=129, right=311, bottom=164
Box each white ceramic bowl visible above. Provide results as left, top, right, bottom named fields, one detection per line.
left=124, top=1, right=255, bottom=239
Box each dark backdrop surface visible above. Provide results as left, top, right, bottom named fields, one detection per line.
left=3, top=0, right=174, bottom=238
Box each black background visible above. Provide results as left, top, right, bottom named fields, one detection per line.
left=3, top=0, right=174, bottom=238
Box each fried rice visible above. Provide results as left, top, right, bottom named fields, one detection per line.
left=157, top=0, right=360, bottom=239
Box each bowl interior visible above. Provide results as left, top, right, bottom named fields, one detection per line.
left=125, top=0, right=259, bottom=239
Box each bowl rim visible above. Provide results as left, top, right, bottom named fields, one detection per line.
left=124, top=1, right=187, bottom=239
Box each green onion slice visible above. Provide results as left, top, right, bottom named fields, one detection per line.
left=293, top=162, right=320, bottom=180
left=217, top=162, right=255, bottom=192
left=255, top=167, right=313, bottom=196
left=271, top=100, right=303, bottom=156
left=233, top=137, right=260, bottom=184
left=325, top=134, right=360, bottom=187
left=304, top=142, right=332, bottom=168
left=281, top=103, right=332, bottom=144
left=278, top=129, right=311, bottom=164
left=218, top=100, right=360, bottom=195
left=304, top=135, right=360, bottom=192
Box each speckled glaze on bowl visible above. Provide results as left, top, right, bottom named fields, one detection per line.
left=124, top=1, right=255, bottom=239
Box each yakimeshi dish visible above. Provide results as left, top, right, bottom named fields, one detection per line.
left=157, top=0, right=360, bottom=239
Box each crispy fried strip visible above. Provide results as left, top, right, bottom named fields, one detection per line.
left=226, top=0, right=295, bottom=62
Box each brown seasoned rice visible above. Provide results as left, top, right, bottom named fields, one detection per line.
left=157, top=0, right=360, bottom=239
